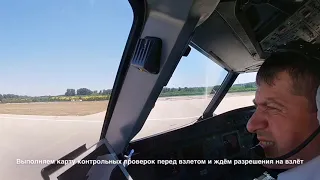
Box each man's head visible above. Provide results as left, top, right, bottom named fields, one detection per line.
left=246, top=51, right=320, bottom=167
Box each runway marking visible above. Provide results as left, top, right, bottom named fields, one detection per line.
left=1, top=115, right=200, bottom=122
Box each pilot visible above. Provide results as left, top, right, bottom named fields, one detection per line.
left=246, top=51, right=320, bottom=179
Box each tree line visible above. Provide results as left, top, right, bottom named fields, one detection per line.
left=159, top=82, right=257, bottom=97
left=64, top=88, right=112, bottom=96
left=0, top=82, right=257, bottom=103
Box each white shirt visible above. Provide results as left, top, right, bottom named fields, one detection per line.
left=277, top=155, right=320, bottom=180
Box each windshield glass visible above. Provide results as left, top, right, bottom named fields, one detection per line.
left=133, top=47, right=228, bottom=140
left=0, top=1, right=132, bottom=180
left=214, top=72, right=257, bottom=115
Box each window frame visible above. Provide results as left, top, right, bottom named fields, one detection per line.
left=199, top=71, right=239, bottom=120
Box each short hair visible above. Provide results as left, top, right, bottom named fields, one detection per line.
left=256, top=51, right=320, bottom=111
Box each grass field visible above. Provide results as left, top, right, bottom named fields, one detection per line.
left=0, top=92, right=256, bottom=116
left=0, top=101, right=109, bottom=116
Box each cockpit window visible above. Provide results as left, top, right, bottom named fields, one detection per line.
left=214, top=72, right=257, bottom=115
left=132, top=47, right=228, bottom=140
left=0, top=1, right=132, bottom=179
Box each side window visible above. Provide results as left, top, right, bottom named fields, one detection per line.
left=0, top=1, right=132, bottom=180
left=133, top=47, right=228, bottom=140
left=214, top=72, right=257, bottom=115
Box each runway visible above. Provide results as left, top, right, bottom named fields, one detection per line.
left=0, top=93, right=254, bottom=180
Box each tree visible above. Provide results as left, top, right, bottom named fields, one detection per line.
left=102, top=89, right=112, bottom=95
left=77, top=88, right=93, bottom=95
left=3, top=94, right=19, bottom=98
left=213, top=85, right=220, bottom=91
left=210, top=88, right=216, bottom=94
left=0, top=94, right=2, bottom=101
left=162, top=87, right=170, bottom=93
left=65, top=89, right=76, bottom=96
left=244, top=84, right=250, bottom=88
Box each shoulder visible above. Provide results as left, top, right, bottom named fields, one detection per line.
left=278, top=155, right=320, bottom=180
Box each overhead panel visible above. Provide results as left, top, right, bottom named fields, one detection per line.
left=260, top=0, right=320, bottom=53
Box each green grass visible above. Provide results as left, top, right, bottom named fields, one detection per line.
left=0, top=84, right=257, bottom=103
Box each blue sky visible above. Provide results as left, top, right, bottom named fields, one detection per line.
left=0, top=0, right=256, bottom=96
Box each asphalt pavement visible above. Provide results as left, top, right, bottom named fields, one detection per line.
left=0, top=94, right=254, bottom=180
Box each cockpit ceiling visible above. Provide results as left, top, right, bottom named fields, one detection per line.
left=191, top=0, right=320, bottom=73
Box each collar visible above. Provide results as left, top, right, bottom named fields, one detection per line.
left=277, top=155, right=320, bottom=180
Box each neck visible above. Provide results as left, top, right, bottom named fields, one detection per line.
left=264, top=132, right=320, bottom=169
left=291, top=133, right=320, bottom=162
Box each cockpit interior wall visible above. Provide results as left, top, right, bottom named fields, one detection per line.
left=127, top=106, right=268, bottom=180
left=191, top=0, right=320, bottom=73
